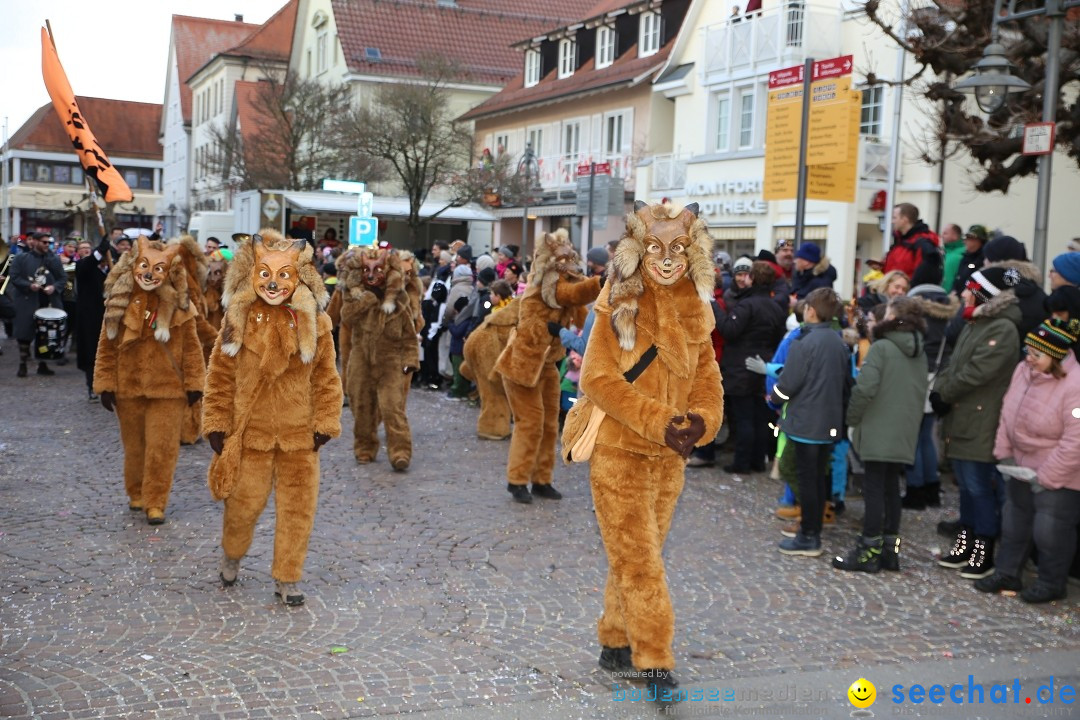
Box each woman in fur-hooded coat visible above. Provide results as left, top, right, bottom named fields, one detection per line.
left=460, top=296, right=520, bottom=440
left=576, top=202, right=723, bottom=688
left=338, top=246, right=419, bottom=470
left=93, top=235, right=206, bottom=525
left=495, top=229, right=601, bottom=501
left=202, top=230, right=342, bottom=605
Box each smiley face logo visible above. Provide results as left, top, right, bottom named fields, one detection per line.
left=848, top=678, right=876, bottom=709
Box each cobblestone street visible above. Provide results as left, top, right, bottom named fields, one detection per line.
left=1, top=343, right=1077, bottom=719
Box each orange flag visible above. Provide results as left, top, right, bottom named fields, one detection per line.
left=40, top=26, right=133, bottom=203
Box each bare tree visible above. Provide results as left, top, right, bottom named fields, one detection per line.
left=206, top=71, right=382, bottom=192
left=332, top=55, right=478, bottom=243
left=860, top=0, right=1080, bottom=193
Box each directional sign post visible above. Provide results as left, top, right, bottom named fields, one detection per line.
left=324, top=179, right=379, bottom=246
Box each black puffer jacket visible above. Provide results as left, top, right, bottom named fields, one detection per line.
left=716, top=284, right=787, bottom=396
left=790, top=257, right=838, bottom=299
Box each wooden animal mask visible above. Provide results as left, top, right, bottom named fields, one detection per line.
left=361, top=248, right=390, bottom=289
left=638, top=203, right=693, bottom=287
left=207, top=260, right=226, bottom=291
left=133, top=235, right=179, bottom=292
left=252, top=235, right=306, bottom=306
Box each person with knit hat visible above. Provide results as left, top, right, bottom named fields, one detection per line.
left=1049, top=251, right=1080, bottom=289
left=1046, top=253, right=1080, bottom=346
left=754, top=249, right=792, bottom=312
left=789, top=242, right=837, bottom=300
left=975, top=318, right=1080, bottom=603
left=931, top=266, right=1023, bottom=580
left=495, top=245, right=517, bottom=278
left=585, top=246, right=609, bottom=279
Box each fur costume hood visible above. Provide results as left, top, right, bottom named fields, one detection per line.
left=607, top=201, right=714, bottom=351
left=219, top=229, right=328, bottom=363
left=103, top=237, right=191, bottom=343
left=337, top=245, right=408, bottom=315
left=523, top=228, right=586, bottom=310
left=176, top=234, right=208, bottom=291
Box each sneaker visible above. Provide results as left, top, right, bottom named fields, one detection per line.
left=974, top=572, right=1021, bottom=594
left=880, top=535, right=901, bottom=572
left=778, top=532, right=823, bottom=556
left=938, top=528, right=973, bottom=568
left=959, top=536, right=995, bottom=579
left=685, top=455, right=715, bottom=468
left=220, top=555, right=240, bottom=587
left=530, top=483, right=562, bottom=500
left=88, top=392, right=100, bottom=403
left=832, top=536, right=882, bottom=573
left=1020, top=583, right=1067, bottom=604
left=937, top=518, right=962, bottom=537
left=274, top=580, right=305, bottom=606
left=507, top=483, right=533, bottom=504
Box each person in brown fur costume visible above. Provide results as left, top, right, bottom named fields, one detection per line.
left=398, top=249, right=424, bottom=396
left=203, top=250, right=229, bottom=333
left=202, top=230, right=342, bottom=607
left=338, top=246, right=419, bottom=470
left=93, top=235, right=206, bottom=525
left=460, top=296, right=519, bottom=440
left=175, top=235, right=218, bottom=445
left=495, top=229, right=601, bottom=503
left=576, top=202, right=723, bottom=702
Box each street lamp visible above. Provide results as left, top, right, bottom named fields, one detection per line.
left=951, top=0, right=1079, bottom=274
left=517, top=142, right=540, bottom=248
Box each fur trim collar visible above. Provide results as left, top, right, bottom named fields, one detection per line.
left=102, top=238, right=190, bottom=343
left=607, top=202, right=713, bottom=350
left=983, top=258, right=1041, bottom=283
left=974, top=288, right=1019, bottom=319
left=912, top=291, right=961, bottom=320
left=812, top=256, right=832, bottom=276
left=219, top=229, right=327, bottom=363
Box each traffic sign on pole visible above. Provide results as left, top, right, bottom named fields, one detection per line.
left=349, top=215, right=378, bottom=246
left=358, top=191, right=374, bottom=218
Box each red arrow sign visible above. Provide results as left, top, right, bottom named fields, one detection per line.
left=812, top=55, right=854, bottom=80
left=769, top=64, right=804, bottom=89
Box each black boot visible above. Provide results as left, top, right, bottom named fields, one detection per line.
left=938, top=527, right=973, bottom=568
left=507, top=483, right=532, bottom=504
left=974, top=572, right=1021, bottom=594
left=960, top=536, right=995, bottom=579
left=900, top=485, right=926, bottom=510
left=644, top=669, right=680, bottom=706
left=881, top=535, right=901, bottom=572
left=937, top=518, right=962, bottom=537
left=16, top=362, right=27, bottom=378
left=598, top=646, right=634, bottom=673
left=832, top=535, right=882, bottom=573
left=36, top=362, right=54, bottom=376
left=531, top=483, right=562, bottom=500
left=923, top=482, right=942, bottom=507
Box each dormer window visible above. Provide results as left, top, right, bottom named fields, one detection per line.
left=558, top=38, right=577, bottom=79
left=640, top=11, right=661, bottom=57
left=596, top=25, right=615, bottom=69
left=525, top=49, right=540, bottom=87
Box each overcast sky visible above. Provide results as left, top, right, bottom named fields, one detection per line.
left=1, top=0, right=287, bottom=140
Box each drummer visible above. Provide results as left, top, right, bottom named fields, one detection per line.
left=10, top=232, right=66, bottom=378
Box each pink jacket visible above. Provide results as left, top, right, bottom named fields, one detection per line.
left=994, top=351, right=1080, bottom=491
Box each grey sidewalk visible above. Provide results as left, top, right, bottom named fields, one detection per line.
left=0, top=343, right=1077, bottom=719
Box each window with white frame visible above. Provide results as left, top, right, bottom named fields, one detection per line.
left=317, top=32, right=328, bottom=73
left=527, top=128, right=544, bottom=158
left=525, top=49, right=541, bottom=87
left=604, top=112, right=625, bottom=157
left=715, top=94, right=731, bottom=152
left=495, top=133, right=510, bottom=157
left=738, top=90, right=755, bottom=148
left=597, top=26, right=615, bottom=68
left=860, top=85, right=884, bottom=136
left=640, top=11, right=661, bottom=57
left=562, top=120, right=581, bottom=163
left=558, top=38, right=577, bottom=78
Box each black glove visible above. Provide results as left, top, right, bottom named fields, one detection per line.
left=664, top=415, right=687, bottom=456
left=208, top=431, right=226, bottom=455
left=313, top=432, right=331, bottom=451
left=681, top=412, right=706, bottom=452
left=454, top=296, right=469, bottom=312
left=99, top=391, right=116, bottom=413
left=929, top=391, right=952, bottom=418
left=547, top=321, right=563, bottom=337
left=187, top=390, right=203, bottom=406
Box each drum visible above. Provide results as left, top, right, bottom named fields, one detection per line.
left=34, top=307, right=68, bottom=360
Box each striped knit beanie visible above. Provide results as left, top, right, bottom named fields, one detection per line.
left=1025, top=318, right=1080, bottom=360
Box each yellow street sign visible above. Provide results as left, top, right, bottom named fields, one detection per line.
left=763, top=84, right=803, bottom=201
left=807, top=90, right=862, bottom=202
left=807, top=76, right=852, bottom=166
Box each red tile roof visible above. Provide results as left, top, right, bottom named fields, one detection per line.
left=460, top=37, right=672, bottom=120
left=226, top=0, right=298, bottom=63
left=171, top=15, right=258, bottom=125
left=331, top=0, right=594, bottom=86
left=10, top=97, right=163, bottom=161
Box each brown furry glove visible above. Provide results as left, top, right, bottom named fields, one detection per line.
left=187, top=390, right=203, bottom=406
left=208, top=431, right=225, bottom=455
left=99, top=391, right=116, bottom=413
left=313, top=432, right=331, bottom=451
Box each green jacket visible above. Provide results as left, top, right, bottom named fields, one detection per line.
left=847, top=325, right=928, bottom=464
left=942, top=240, right=965, bottom=292
left=936, top=293, right=1022, bottom=462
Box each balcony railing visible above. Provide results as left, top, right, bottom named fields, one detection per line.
left=650, top=154, right=689, bottom=192
left=703, top=2, right=841, bottom=80
left=529, top=152, right=636, bottom=192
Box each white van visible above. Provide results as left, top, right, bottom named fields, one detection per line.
left=187, top=211, right=234, bottom=249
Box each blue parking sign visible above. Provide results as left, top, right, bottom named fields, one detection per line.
left=349, top=215, right=378, bottom=246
